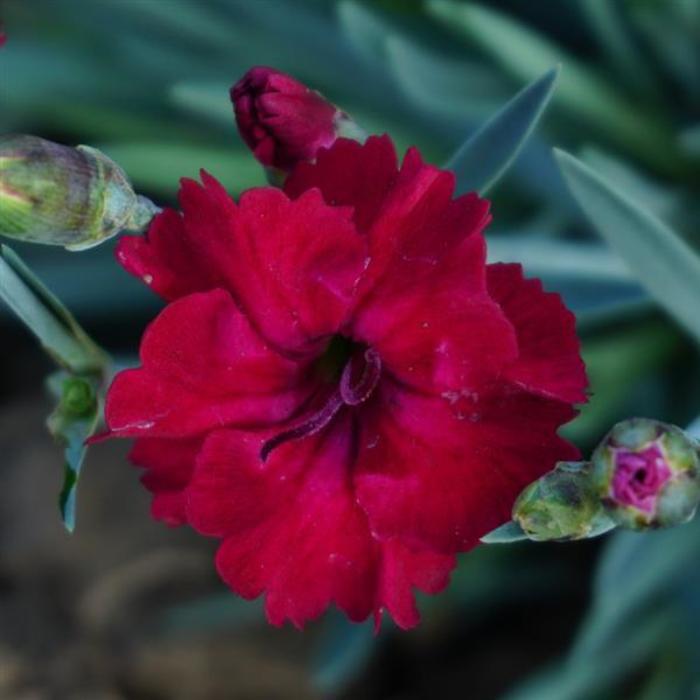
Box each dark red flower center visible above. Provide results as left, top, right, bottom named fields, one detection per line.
left=260, top=339, right=382, bottom=462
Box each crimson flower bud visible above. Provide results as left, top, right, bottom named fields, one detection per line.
left=231, top=66, right=364, bottom=174
left=592, top=418, right=700, bottom=529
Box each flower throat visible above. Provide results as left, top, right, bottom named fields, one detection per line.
left=260, top=339, right=381, bottom=462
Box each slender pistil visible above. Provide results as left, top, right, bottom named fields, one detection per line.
left=260, top=346, right=382, bottom=461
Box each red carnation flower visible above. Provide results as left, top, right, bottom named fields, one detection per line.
left=0, top=24, right=6, bottom=47
left=106, top=135, right=587, bottom=629
left=231, top=66, right=354, bottom=173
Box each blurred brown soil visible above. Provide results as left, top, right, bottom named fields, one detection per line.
left=0, top=392, right=318, bottom=700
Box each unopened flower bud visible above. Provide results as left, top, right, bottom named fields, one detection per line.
left=592, top=418, right=700, bottom=529
left=60, top=377, right=97, bottom=418
left=0, top=23, right=6, bottom=47
left=0, top=135, right=158, bottom=250
left=231, top=66, right=365, bottom=174
left=513, top=462, right=612, bottom=541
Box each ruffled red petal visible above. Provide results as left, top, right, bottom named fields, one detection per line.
left=186, top=422, right=455, bottom=629
left=105, top=289, right=312, bottom=438
left=183, top=187, right=367, bottom=353
left=354, top=287, right=518, bottom=395
left=288, top=137, right=512, bottom=393
left=487, top=263, right=588, bottom=403
left=116, top=208, right=221, bottom=302
left=287, top=137, right=493, bottom=292
left=129, top=437, right=202, bottom=526
left=355, top=380, right=580, bottom=553
left=377, top=539, right=455, bottom=631
left=117, top=173, right=367, bottom=355
left=285, top=135, right=399, bottom=234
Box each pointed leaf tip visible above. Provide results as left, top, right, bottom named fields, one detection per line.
left=446, top=65, right=559, bottom=195
left=555, top=149, right=700, bottom=345
left=480, top=520, right=529, bottom=544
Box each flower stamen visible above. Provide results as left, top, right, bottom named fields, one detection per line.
left=260, top=392, right=344, bottom=462
left=260, top=347, right=382, bottom=461
left=340, top=348, right=382, bottom=406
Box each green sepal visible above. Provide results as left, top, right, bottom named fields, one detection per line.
left=480, top=520, right=529, bottom=544
left=46, top=371, right=102, bottom=532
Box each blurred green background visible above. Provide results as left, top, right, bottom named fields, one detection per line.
left=0, top=1, right=699, bottom=698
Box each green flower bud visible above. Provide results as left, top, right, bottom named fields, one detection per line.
left=513, top=462, right=612, bottom=541
left=46, top=374, right=99, bottom=451
left=591, top=418, right=700, bottom=530
left=0, top=135, right=158, bottom=250
left=60, top=377, right=97, bottom=418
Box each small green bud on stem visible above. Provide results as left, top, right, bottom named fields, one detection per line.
left=513, top=462, right=612, bottom=541
left=60, top=377, right=97, bottom=418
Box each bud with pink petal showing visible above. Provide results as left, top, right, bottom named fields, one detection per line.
left=231, top=66, right=364, bottom=176
left=592, top=418, right=700, bottom=530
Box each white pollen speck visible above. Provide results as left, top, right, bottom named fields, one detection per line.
left=143, top=274, right=154, bottom=285
left=442, top=391, right=460, bottom=405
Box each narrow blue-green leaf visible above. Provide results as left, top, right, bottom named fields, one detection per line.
left=98, top=142, right=266, bottom=195
left=563, top=319, right=680, bottom=444
left=46, top=372, right=101, bottom=532
left=428, top=0, right=676, bottom=172
left=580, top=148, right=679, bottom=221
left=427, top=1, right=630, bottom=129
left=170, top=83, right=233, bottom=128
left=48, top=101, right=199, bottom=143
left=338, top=0, right=391, bottom=64
left=446, top=67, right=559, bottom=195
left=633, top=7, right=700, bottom=95
left=0, top=246, right=158, bottom=320
left=159, top=593, right=262, bottom=635
left=480, top=520, right=528, bottom=544
left=312, top=614, right=376, bottom=695
left=0, top=246, right=103, bottom=373
left=386, top=36, right=509, bottom=121
left=571, top=515, right=700, bottom=664
left=96, top=0, right=234, bottom=48
left=1, top=247, right=107, bottom=365
left=577, top=0, right=657, bottom=96
left=487, top=236, right=633, bottom=282
left=680, top=124, right=700, bottom=156
left=503, top=610, right=673, bottom=700
left=686, top=416, right=700, bottom=441
left=555, top=150, right=700, bottom=345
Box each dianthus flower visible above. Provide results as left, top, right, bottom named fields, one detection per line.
left=105, top=135, right=587, bottom=628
